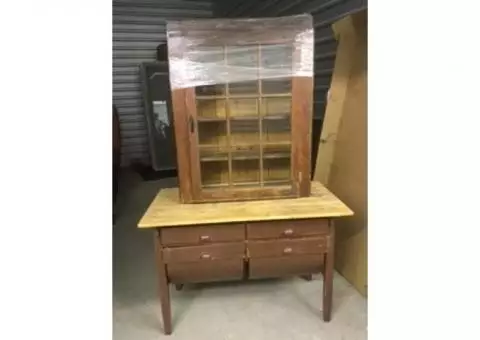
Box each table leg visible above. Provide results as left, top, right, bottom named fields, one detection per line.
left=323, top=220, right=335, bottom=322
left=154, top=231, right=172, bottom=335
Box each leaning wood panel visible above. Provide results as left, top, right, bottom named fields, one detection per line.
left=314, top=15, right=359, bottom=184
left=314, top=10, right=367, bottom=296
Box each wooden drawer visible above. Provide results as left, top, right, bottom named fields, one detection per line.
left=162, top=242, right=245, bottom=264
left=247, top=237, right=327, bottom=258
left=167, top=259, right=244, bottom=284
left=247, top=219, right=329, bottom=240
left=249, top=255, right=324, bottom=279
left=161, top=223, right=245, bottom=246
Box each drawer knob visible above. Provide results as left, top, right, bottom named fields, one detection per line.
left=283, top=247, right=293, bottom=254
left=199, top=235, right=211, bottom=241
left=200, top=253, right=211, bottom=260
left=283, top=229, right=294, bottom=236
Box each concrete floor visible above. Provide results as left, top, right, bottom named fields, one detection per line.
left=113, top=170, right=367, bottom=340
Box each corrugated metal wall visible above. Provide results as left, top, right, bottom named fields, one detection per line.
left=213, top=0, right=367, bottom=174
left=113, top=0, right=212, bottom=166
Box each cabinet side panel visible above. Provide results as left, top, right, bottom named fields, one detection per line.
left=184, top=88, right=202, bottom=199
left=171, top=89, right=193, bottom=202
left=291, top=76, right=313, bottom=196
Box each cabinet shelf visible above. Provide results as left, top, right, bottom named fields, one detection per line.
left=197, top=114, right=290, bottom=122
left=262, top=114, right=290, bottom=120
left=201, top=152, right=291, bottom=162
left=196, top=93, right=292, bottom=100
left=202, top=179, right=291, bottom=189
left=197, top=117, right=227, bottom=122
left=199, top=141, right=290, bottom=149
left=200, top=153, right=291, bottom=162
left=199, top=142, right=291, bottom=162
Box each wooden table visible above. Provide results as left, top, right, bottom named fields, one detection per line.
left=138, top=181, right=353, bottom=335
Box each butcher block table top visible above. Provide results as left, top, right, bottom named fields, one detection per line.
left=138, top=181, right=353, bottom=228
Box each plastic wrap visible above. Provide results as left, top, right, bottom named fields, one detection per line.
left=166, top=14, right=314, bottom=90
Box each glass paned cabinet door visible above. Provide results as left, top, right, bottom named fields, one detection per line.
left=195, top=43, right=294, bottom=192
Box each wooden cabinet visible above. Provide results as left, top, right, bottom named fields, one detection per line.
left=139, top=181, right=354, bottom=334
left=166, top=15, right=315, bottom=203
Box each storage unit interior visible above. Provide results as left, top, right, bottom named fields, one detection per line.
left=195, top=44, right=294, bottom=190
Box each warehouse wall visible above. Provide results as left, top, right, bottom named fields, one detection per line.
left=213, top=0, right=367, bottom=174
left=113, top=0, right=213, bottom=166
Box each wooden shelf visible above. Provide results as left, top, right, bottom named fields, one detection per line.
left=263, top=114, right=290, bottom=120
left=263, top=179, right=291, bottom=187
left=196, top=93, right=292, bottom=100
left=197, top=117, right=227, bottom=122
left=199, top=142, right=291, bottom=151
left=202, top=179, right=291, bottom=189
left=229, top=116, right=259, bottom=121
left=200, top=155, right=229, bottom=162
left=264, top=141, right=291, bottom=149
left=263, top=152, right=290, bottom=159
left=197, top=115, right=290, bottom=122
left=200, top=153, right=290, bottom=162
left=199, top=142, right=291, bottom=162
left=202, top=182, right=229, bottom=189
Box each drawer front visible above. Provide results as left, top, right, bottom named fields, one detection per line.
left=249, top=255, right=324, bottom=279
left=248, top=237, right=327, bottom=258
left=162, top=242, right=245, bottom=264
left=167, top=259, right=244, bottom=284
left=247, top=219, right=329, bottom=240
left=161, top=223, right=245, bottom=246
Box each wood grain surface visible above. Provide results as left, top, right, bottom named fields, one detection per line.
left=138, top=181, right=353, bottom=228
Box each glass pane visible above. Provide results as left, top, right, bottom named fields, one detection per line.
left=229, top=81, right=258, bottom=95
left=262, top=78, right=291, bottom=94
left=263, top=143, right=290, bottom=159
left=229, top=98, right=258, bottom=119
left=262, top=97, right=291, bottom=118
left=192, top=46, right=224, bottom=64
left=199, top=121, right=229, bottom=188
left=263, top=158, right=291, bottom=186
left=191, top=46, right=225, bottom=97
left=230, top=120, right=260, bottom=147
left=228, top=45, right=257, bottom=67
left=201, top=160, right=229, bottom=188
left=199, top=145, right=228, bottom=162
left=227, top=45, right=258, bottom=95
left=262, top=118, right=291, bottom=144
left=261, top=44, right=293, bottom=70
left=197, top=99, right=226, bottom=119
left=260, top=44, right=293, bottom=83
left=198, top=121, right=227, bottom=147
left=262, top=141, right=291, bottom=187
left=196, top=84, right=226, bottom=96
left=231, top=144, right=260, bottom=160
left=232, top=159, right=260, bottom=186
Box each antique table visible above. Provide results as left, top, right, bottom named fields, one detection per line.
left=138, top=181, right=353, bottom=335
